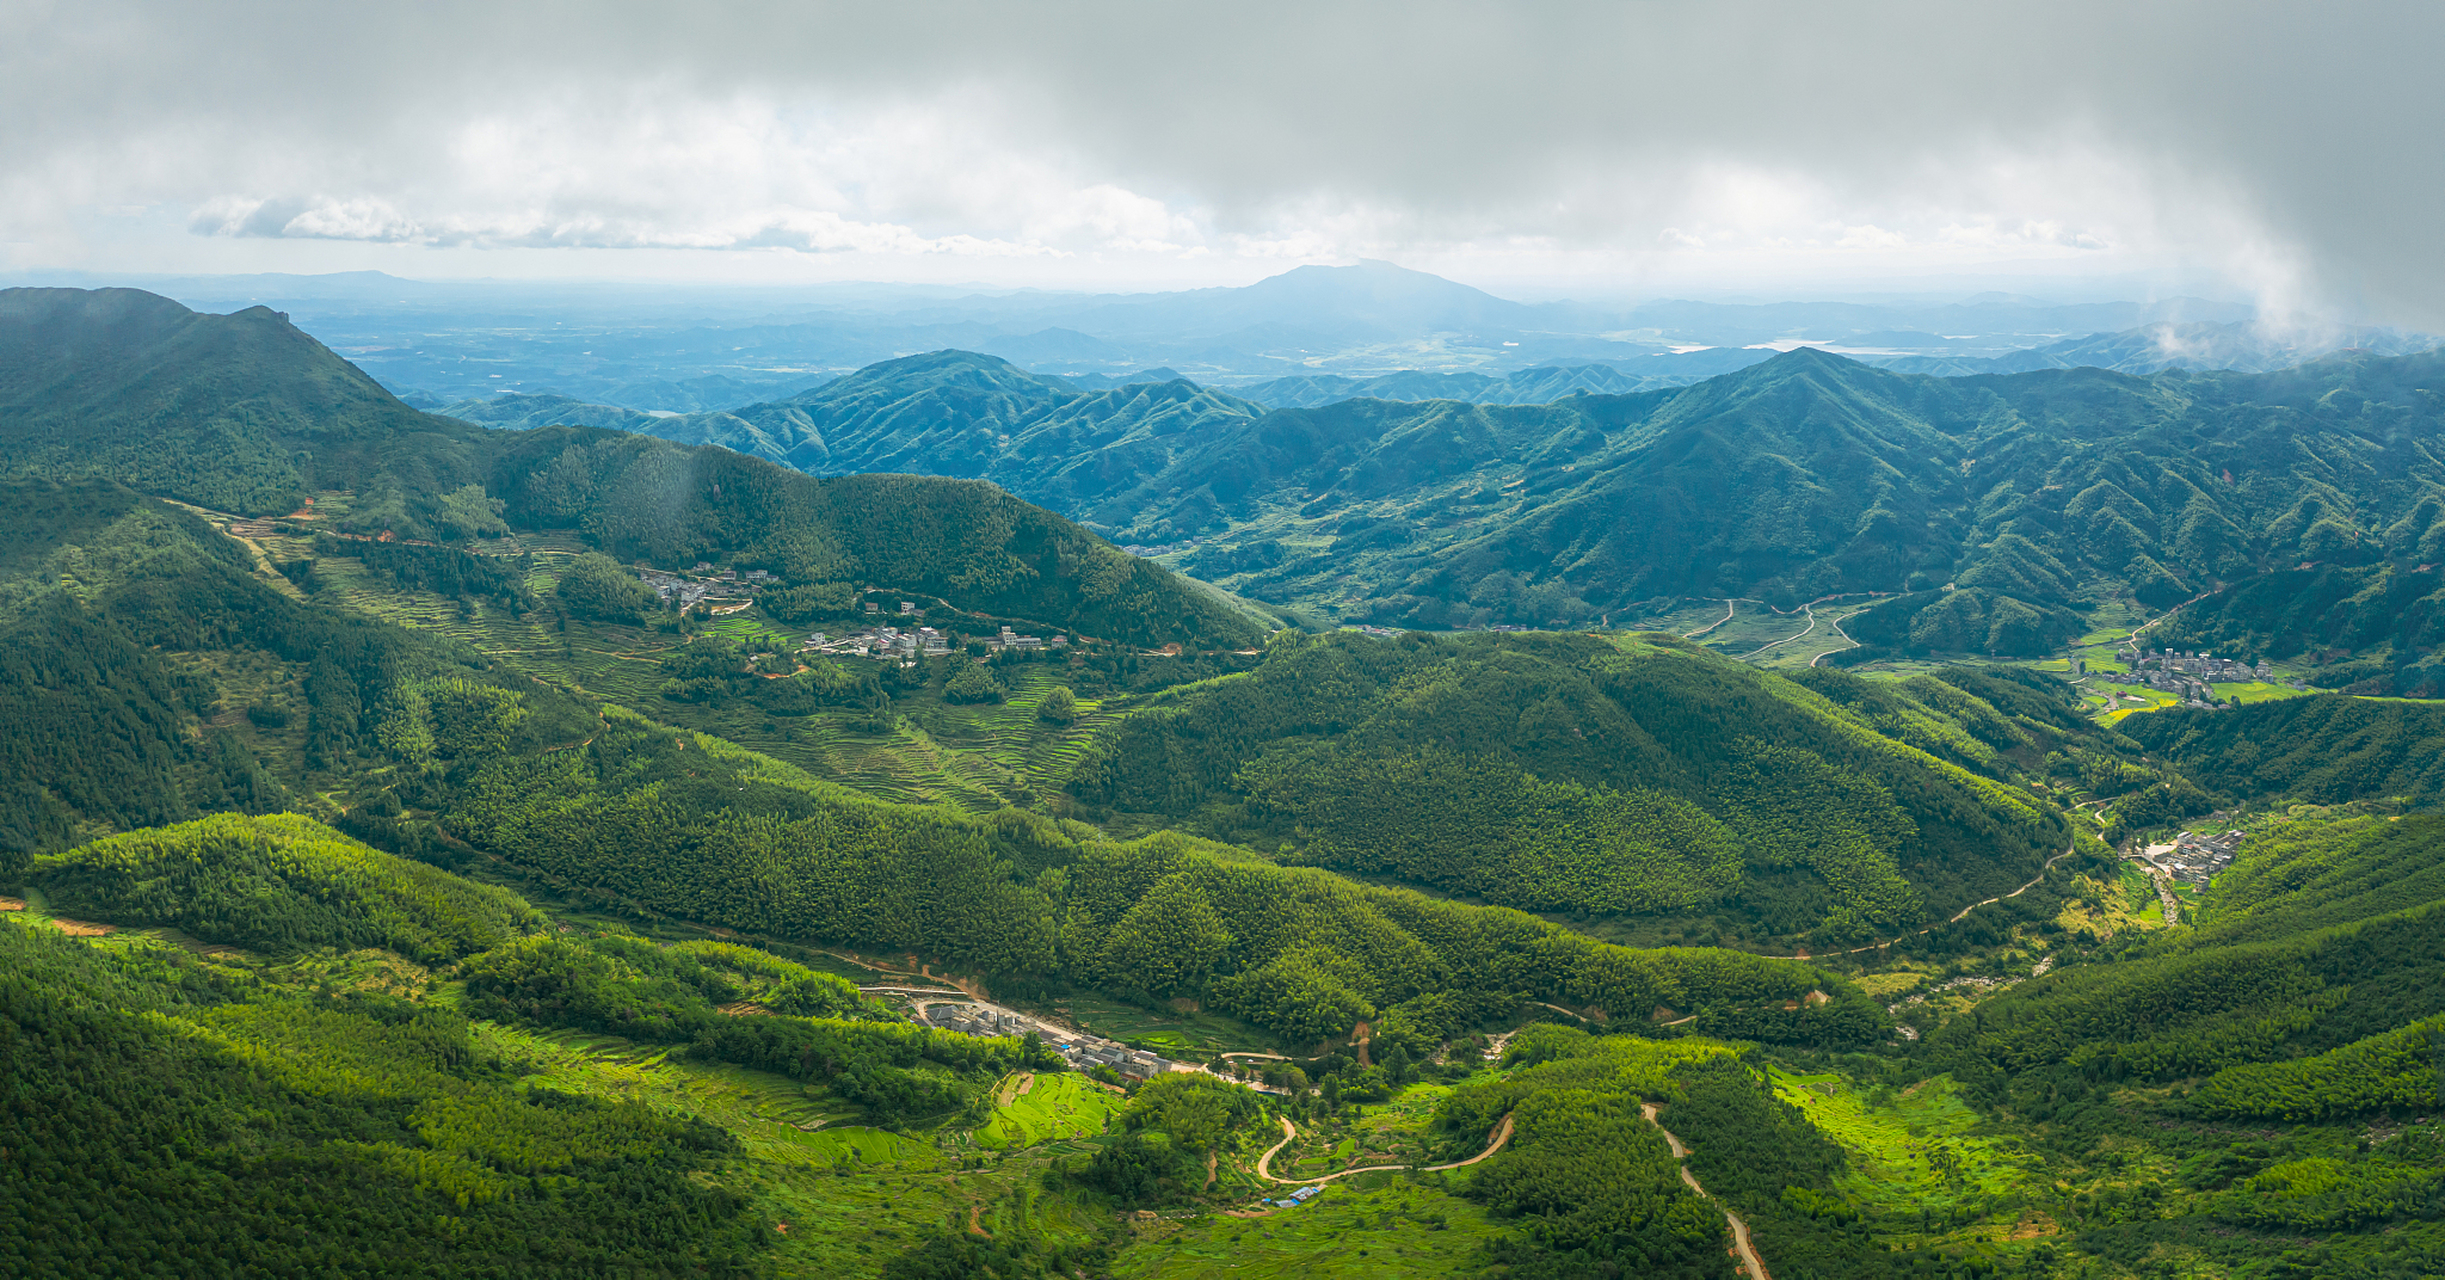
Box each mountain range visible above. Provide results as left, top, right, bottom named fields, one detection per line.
left=38, top=260, right=2425, bottom=411
left=442, top=342, right=2445, bottom=681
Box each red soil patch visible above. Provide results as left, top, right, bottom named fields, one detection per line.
left=53, top=919, right=114, bottom=937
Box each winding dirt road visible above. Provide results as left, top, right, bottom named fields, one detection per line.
left=1810, top=609, right=1858, bottom=667
left=1642, top=1103, right=1771, bottom=1280
left=1743, top=604, right=1816, bottom=658
left=1682, top=601, right=1737, bottom=639
left=1753, top=843, right=2079, bottom=960
left=1252, top=1113, right=1515, bottom=1186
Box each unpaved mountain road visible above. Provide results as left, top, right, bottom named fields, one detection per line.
left=1642, top=1103, right=1771, bottom=1280
left=1252, top=1113, right=1515, bottom=1186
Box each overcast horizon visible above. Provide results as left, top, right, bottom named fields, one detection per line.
left=8, top=2, right=2442, bottom=326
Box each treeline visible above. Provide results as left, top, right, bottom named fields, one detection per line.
left=0, top=916, right=766, bottom=1276
left=2188, top=1015, right=2444, bottom=1122
left=1067, top=630, right=2065, bottom=940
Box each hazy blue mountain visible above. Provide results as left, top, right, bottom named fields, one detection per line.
left=1876, top=320, right=2443, bottom=377
left=40, top=263, right=2409, bottom=417
left=1236, top=363, right=1701, bottom=408
left=441, top=391, right=674, bottom=433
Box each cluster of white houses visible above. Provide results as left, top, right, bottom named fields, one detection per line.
left=2135, top=828, right=2246, bottom=888
left=804, top=625, right=952, bottom=660
left=2116, top=647, right=2271, bottom=682
left=917, top=1002, right=1175, bottom=1080
left=638, top=564, right=778, bottom=611
left=2103, top=647, right=2272, bottom=707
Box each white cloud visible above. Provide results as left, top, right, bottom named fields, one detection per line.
left=5, top=1, right=2443, bottom=319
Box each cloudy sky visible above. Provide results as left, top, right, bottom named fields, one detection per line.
left=4, top=1, right=2440, bottom=319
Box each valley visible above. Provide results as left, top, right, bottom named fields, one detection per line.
left=3, top=283, right=2445, bottom=1279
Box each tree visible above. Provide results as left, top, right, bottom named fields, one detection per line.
left=1101, top=873, right=1232, bottom=996
left=944, top=662, right=1006, bottom=705
left=1039, top=685, right=1078, bottom=724
left=555, top=553, right=656, bottom=624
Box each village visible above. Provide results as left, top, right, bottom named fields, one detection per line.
left=638, top=562, right=775, bottom=613
left=2134, top=826, right=2246, bottom=888
left=803, top=614, right=1067, bottom=662
left=913, top=1000, right=1181, bottom=1081
left=2097, top=645, right=2275, bottom=708
left=629, top=563, right=1070, bottom=660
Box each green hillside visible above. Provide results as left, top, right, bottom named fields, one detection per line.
left=2123, top=694, right=2445, bottom=806
left=1918, top=808, right=2445, bottom=1275
left=1068, top=630, right=2074, bottom=944
left=31, top=812, right=542, bottom=961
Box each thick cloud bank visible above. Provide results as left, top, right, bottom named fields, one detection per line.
left=4, top=1, right=2439, bottom=319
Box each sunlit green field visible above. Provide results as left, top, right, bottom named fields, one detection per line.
left=2211, top=680, right=2312, bottom=705
left=975, top=1072, right=1124, bottom=1149
left=1111, top=1172, right=1500, bottom=1279
left=1770, top=1069, right=2044, bottom=1244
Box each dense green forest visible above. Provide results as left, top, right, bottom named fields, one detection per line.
left=441, top=702, right=1879, bottom=1050
left=2124, top=696, right=2445, bottom=807
left=0, top=915, right=769, bottom=1276
left=1906, top=809, right=2445, bottom=1276
left=1069, top=629, right=2071, bottom=942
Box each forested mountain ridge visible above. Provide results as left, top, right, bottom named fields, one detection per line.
left=720, top=349, right=1269, bottom=503
left=0, top=289, right=1263, bottom=649
left=1067, top=629, right=2093, bottom=945
left=0, top=473, right=1859, bottom=1055
left=1152, top=346, right=2445, bottom=637
left=0, top=286, right=450, bottom=516
left=512, top=337, right=2445, bottom=664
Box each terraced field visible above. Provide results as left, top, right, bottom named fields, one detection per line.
left=470, top=1023, right=881, bottom=1164
left=973, top=1072, right=1123, bottom=1149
